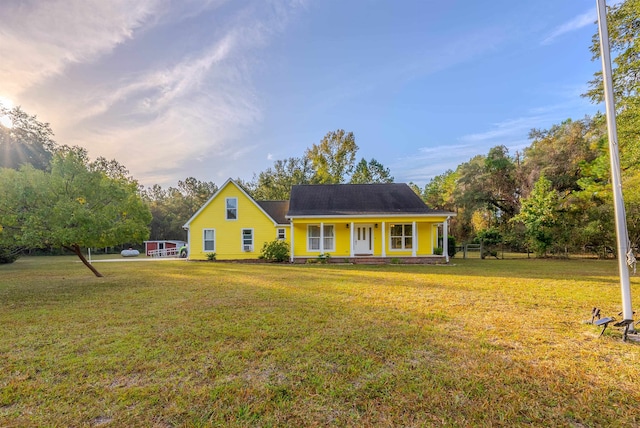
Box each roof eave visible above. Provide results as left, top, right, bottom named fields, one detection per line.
left=286, top=212, right=456, bottom=219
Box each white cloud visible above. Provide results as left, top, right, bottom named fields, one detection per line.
left=460, top=117, right=541, bottom=143
left=72, top=31, right=240, bottom=122
left=542, top=9, right=595, bottom=45
left=0, top=0, right=163, bottom=97
left=397, top=102, right=590, bottom=185
left=1, top=0, right=308, bottom=187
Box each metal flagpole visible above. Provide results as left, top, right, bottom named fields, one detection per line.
left=596, top=0, right=634, bottom=323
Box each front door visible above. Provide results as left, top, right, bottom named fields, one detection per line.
left=354, top=224, right=374, bottom=255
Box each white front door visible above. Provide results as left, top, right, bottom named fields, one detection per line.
left=354, top=224, right=374, bottom=255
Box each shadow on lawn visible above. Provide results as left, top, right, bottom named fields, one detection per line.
left=287, top=258, right=626, bottom=285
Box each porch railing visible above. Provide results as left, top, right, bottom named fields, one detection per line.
left=148, top=247, right=179, bottom=258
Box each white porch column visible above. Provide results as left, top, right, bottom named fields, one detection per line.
left=289, top=221, right=294, bottom=262
left=412, top=221, right=417, bottom=257
left=443, top=217, right=449, bottom=263
left=382, top=221, right=386, bottom=257
left=185, top=228, right=191, bottom=260
left=350, top=222, right=354, bottom=257
left=320, top=222, right=324, bottom=253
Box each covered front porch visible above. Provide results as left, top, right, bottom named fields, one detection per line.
left=289, top=217, right=452, bottom=263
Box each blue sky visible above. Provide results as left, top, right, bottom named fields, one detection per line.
left=0, top=0, right=613, bottom=188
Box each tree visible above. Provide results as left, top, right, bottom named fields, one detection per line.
left=424, top=169, right=457, bottom=210
left=585, top=0, right=640, bottom=169
left=305, top=129, right=358, bottom=184
left=523, top=118, right=601, bottom=195
left=143, top=177, right=217, bottom=241
left=511, top=175, right=559, bottom=257
left=451, top=147, right=519, bottom=243
left=0, top=104, right=56, bottom=171
left=0, top=147, right=151, bottom=276
left=0, top=104, right=58, bottom=263
left=249, top=157, right=312, bottom=200
left=177, top=177, right=218, bottom=215
left=349, top=158, right=394, bottom=184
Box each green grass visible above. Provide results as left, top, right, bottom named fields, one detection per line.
left=2, top=256, right=640, bottom=427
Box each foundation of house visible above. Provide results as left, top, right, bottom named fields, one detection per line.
left=292, top=256, right=447, bottom=265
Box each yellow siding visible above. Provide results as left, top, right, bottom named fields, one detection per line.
left=188, top=183, right=287, bottom=260
left=291, top=216, right=447, bottom=258
left=417, top=223, right=433, bottom=255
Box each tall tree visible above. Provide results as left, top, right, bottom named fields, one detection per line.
left=511, top=175, right=559, bottom=257
left=305, top=129, right=358, bottom=184
left=523, top=117, right=601, bottom=195
left=142, top=177, right=217, bottom=241
left=177, top=177, right=218, bottom=216
left=423, top=170, right=457, bottom=211
left=0, top=104, right=56, bottom=171
left=249, top=157, right=312, bottom=200
left=0, top=147, right=151, bottom=276
left=0, top=104, right=57, bottom=263
left=349, top=158, right=394, bottom=184
left=455, top=146, right=519, bottom=225
left=585, top=0, right=640, bottom=169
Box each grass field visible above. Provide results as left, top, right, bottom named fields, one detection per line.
left=1, top=256, right=640, bottom=427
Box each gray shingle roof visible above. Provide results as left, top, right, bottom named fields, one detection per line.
left=287, top=183, right=447, bottom=217
left=256, top=200, right=290, bottom=224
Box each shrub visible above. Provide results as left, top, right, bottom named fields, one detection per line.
left=448, top=235, right=457, bottom=258
left=434, top=247, right=443, bottom=256
left=260, top=240, right=290, bottom=262
left=318, top=253, right=331, bottom=264
left=206, top=252, right=217, bottom=261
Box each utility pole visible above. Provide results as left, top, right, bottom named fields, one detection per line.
left=596, top=0, right=634, bottom=323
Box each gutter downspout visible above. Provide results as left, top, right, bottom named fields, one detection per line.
left=444, top=216, right=450, bottom=263
left=289, top=220, right=294, bottom=263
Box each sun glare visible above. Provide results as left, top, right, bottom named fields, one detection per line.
left=0, top=116, right=12, bottom=128
left=0, top=95, right=14, bottom=108
left=0, top=95, right=14, bottom=128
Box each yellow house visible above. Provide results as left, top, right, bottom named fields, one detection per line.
left=183, top=179, right=289, bottom=260
left=184, top=179, right=455, bottom=263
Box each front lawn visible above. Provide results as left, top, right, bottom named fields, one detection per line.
left=1, top=257, right=639, bottom=426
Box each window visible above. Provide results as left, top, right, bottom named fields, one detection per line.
left=203, top=229, right=215, bottom=252
left=308, top=224, right=335, bottom=252
left=390, top=224, right=412, bottom=250
left=277, top=228, right=286, bottom=240
left=323, top=225, right=335, bottom=251
left=308, top=225, right=321, bottom=250
left=242, top=229, right=253, bottom=251
left=226, top=197, right=237, bottom=220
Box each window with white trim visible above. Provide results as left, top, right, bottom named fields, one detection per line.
left=203, top=229, right=215, bottom=252
left=277, top=228, right=286, bottom=240
left=390, top=224, right=412, bottom=250
left=323, top=225, right=335, bottom=251
left=242, top=229, right=253, bottom=251
left=308, top=225, right=321, bottom=250
left=226, top=197, right=237, bottom=220
left=308, top=224, right=335, bottom=252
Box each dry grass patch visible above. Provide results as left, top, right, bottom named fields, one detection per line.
left=1, top=256, right=640, bottom=426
